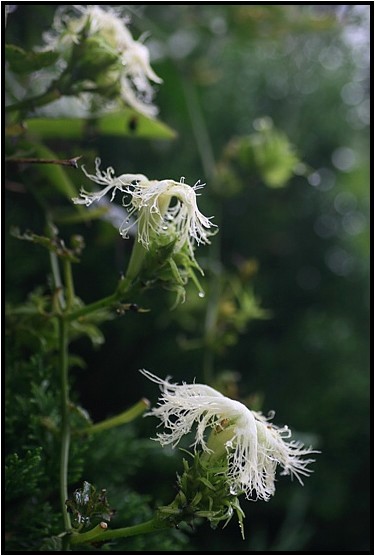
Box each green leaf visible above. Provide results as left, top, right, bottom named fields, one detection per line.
left=96, top=109, right=177, bottom=139
left=70, top=320, right=106, bottom=347
left=198, top=476, right=216, bottom=491
left=26, top=108, right=177, bottom=140
left=26, top=118, right=86, bottom=140
left=5, top=44, right=58, bottom=74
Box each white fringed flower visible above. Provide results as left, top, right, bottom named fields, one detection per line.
left=121, top=176, right=214, bottom=257
left=45, top=5, right=162, bottom=116
left=72, top=159, right=215, bottom=258
left=141, top=370, right=318, bottom=502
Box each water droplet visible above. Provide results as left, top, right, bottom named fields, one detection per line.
left=198, top=291, right=205, bottom=298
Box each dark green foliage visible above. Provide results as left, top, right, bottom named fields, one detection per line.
left=74, top=425, right=190, bottom=551
left=5, top=450, right=44, bottom=501
left=4, top=348, right=90, bottom=551
left=6, top=500, right=63, bottom=553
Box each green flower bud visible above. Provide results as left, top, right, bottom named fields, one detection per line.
left=69, top=35, right=119, bottom=82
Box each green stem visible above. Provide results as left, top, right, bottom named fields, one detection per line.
left=5, top=155, right=82, bottom=168
left=70, top=517, right=170, bottom=546
left=75, top=398, right=150, bottom=435
left=65, top=292, right=120, bottom=322
left=63, top=260, right=75, bottom=312
left=46, top=219, right=66, bottom=311
left=181, top=76, right=224, bottom=385
left=50, top=251, right=66, bottom=312
left=5, top=87, right=62, bottom=114
left=58, top=317, right=72, bottom=532
left=181, top=77, right=216, bottom=181
left=65, top=264, right=141, bottom=321
left=123, top=237, right=148, bottom=287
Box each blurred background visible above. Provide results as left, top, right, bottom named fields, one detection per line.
left=5, top=4, right=371, bottom=552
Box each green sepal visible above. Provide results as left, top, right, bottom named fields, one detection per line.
left=158, top=451, right=246, bottom=537
left=68, top=35, right=119, bottom=82
left=139, top=237, right=205, bottom=307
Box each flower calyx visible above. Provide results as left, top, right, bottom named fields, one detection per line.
left=158, top=451, right=245, bottom=538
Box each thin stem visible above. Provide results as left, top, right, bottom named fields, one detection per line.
left=46, top=219, right=66, bottom=311
left=50, top=251, right=66, bottom=312
left=5, top=156, right=82, bottom=168
left=70, top=517, right=170, bottom=546
left=181, top=77, right=217, bottom=181
left=63, top=260, right=75, bottom=312
left=75, top=398, right=150, bottom=436
left=66, top=271, right=139, bottom=321
left=65, top=292, right=119, bottom=322
left=58, top=317, right=72, bottom=532
left=181, top=73, right=223, bottom=386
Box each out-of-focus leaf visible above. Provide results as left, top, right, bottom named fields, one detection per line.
left=222, top=118, right=300, bottom=189
left=51, top=206, right=110, bottom=225
left=5, top=122, right=27, bottom=137
left=26, top=118, right=85, bottom=140
left=5, top=44, right=58, bottom=74
left=26, top=108, right=177, bottom=140
left=70, top=320, right=107, bottom=347
left=251, top=126, right=300, bottom=188
left=96, top=109, right=177, bottom=139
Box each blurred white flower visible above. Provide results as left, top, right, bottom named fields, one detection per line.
left=72, top=158, right=215, bottom=260
left=44, top=5, right=162, bottom=116
left=141, top=370, right=319, bottom=502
